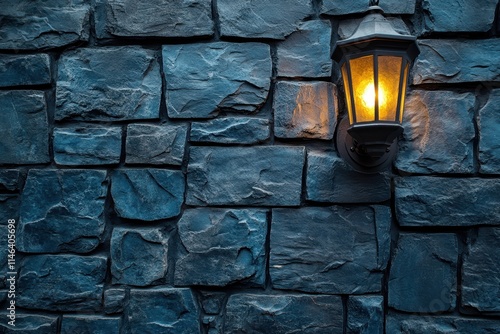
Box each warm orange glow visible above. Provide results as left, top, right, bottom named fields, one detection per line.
left=361, top=82, right=386, bottom=110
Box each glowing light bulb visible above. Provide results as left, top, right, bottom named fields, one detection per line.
left=361, top=83, right=386, bottom=110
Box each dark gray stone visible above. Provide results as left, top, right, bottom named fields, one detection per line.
left=128, top=288, right=200, bottom=334
left=0, top=170, right=20, bottom=192
left=95, top=0, right=213, bottom=38
left=54, top=127, right=122, bottom=165
left=56, top=47, right=161, bottom=121
left=462, top=228, right=500, bottom=313
left=111, top=169, right=184, bottom=221
left=0, top=314, right=58, bottom=334
left=322, top=0, right=416, bottom=15
left=276, top=20, right=332, bottom=78
left=273, top=81, right=338, bottom=139
left=111, top=228, right=168, bottom=286
left=190, top=117, right=270, bottom=144
left=163, top=42, right=271, bottom=118
left=0, top=91, right=49, bottom=164
left=125, top=123, right=187, bottom=165
left=270, top=206, right=391, bottom=294
left=0, top=195, right=18, bottom=224
left=187, top=146, right=304, bottom=206
left=348, top=296, right=384, bottom=334
left=18, top=169, right=107, bottom=253
left=0, top=0, right=90, bottom=50
left=413, top=39, right=500, bottom=85
left=17, top=255, right=106, bottom=311
left=387, top=314, right=500, bottom=334
left=0, top=54, right=51, bottom=87
left=61, top=316, right=121, bottom=334
left=225, top=294, right=343, bottom=333
left=218, top=0, right=313, bottom=40
left=104, top=288, right=126, bottom=314
left=306, top=150, right=390, bottom=203
left=175, top=209, right=267, bottom=286
left=395, top=177, right=500, bottom=227
left=396, top=90, right=475, bottom=174
left=422, top=0, right=497, bottom=33
left=388, top=233, right=457, bottom=313
left=200, top=292, right=226, bottom=314
left=479, top=89, right=500, bottom=174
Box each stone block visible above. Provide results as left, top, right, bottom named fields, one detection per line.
left=413, top=39, right=500, bottom=85
left=56, top=47, right=161, bottom=121
left=128, top=288, right=200, bottom=334
left=225, top=294, right=343, bottom=333
left=0, top=315, right=58, bottom=334
left=187, top=146, right=304, bottom=206
left=396, top=90, right=475, bottom=174
left=163, top=42, right=271, bottom=118
left=111, top=169, right=184, bottom=221
left=95, top=0, right=213, bottom=38
left=18, top=169, right=107, bottom=253
left=61, top=316, right=121, bottom=334
left=0, top=195, right=18, bottom=224
left=175, top=209, right=267, bottom=286
left=387, top=314, right=500, bottom=333
left=0, top=170, right=20, bottom=192
left=479, top=89, right=500, bottom=174
left=395, top=177, right=500, bottom=227
left=270, top=206, right=391, bottom=294
left=17, top=255, right=106, bottom=311
left=111, top=228, right=168, bottom=286
left=0, top=54, right=51, bottom=87
left=273, top=81, right=337, bottom=140
left=200, top=292, right=226, bottom=314
left=218, top=0, right=313, bottom=39
left=306, top=150, right=390, bottom=203
left=190, top=117, right=270, bottom=144
left=322, top=0, right=416, bottom=15
left=388, top=233, right=457, bottom=313
left=54, top=127, right=122, bottom=165
left=0, top=0, right=90, bottom=50
left=462, top=227, right=500, bottom=313
left=104, top=288, right=126, bottom=314
left=125, top=123, right=187, bottom=165
left=0, top=90, right=49, bottom=164
left=276, top=20, right=332, bottom=78
left=348, top=296, right=384, bottom=334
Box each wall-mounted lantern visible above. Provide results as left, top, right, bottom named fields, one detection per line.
left=332, top=0, right=420, bottom=173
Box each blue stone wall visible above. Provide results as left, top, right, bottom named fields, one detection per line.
left=1, top=0, right=500, bottom=333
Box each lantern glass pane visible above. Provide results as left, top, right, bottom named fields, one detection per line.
left=350, top=55, right=375, bottom=123
left=341, top=64, right=354, bottom=124
left=378, top=56, right=403, bottom=121
left=399, top=63, right=409, bottom=123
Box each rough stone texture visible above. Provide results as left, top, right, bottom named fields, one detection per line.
left=163, top=42, right=271, bottom=118
left=273, top=81, right=337, bottom=140
left=111, top=169, right=184, bottom=221
left=322, top=0, right=416, bottom=15
left=0, top=315, right=58, bottom=334
left=270, top=206, right=391, bottom=294
left=61, top=316, right=121, bottom=334
left=0, top=194, right=18, bottom=224
left=18, top=169, right=107, bottom=253
left=413, top=39, right=500, bottom=85
left=218, top=0, right=313, bottom=39
left=0, top=0, right=90, bottom=50
left=479, top=89, right=500, bottom=174
left=396, top=90, right=475, bottom=174
left=276, top=20, right=332, bottom=78
left=56, top=47, right=161, bottom=121
left=0, top=90, right=49, bottom=164
left=200, top=292, right=226, bottom=314
left=0, top=170, right=20, bottom=192
left=462, top=228, right=500, bottom=313
left=306, top=150, right=390, bottom=203
left=175, top=209, right=267, bottom=286
left=190, top=117, right=270, bottom=144
left=54, top=127, right=122, bottom=165
left=128, top=288, right=200, bottom=334
left=95, top=0, right=213, bottom=38
left=225, top=294, right=343, bottom=333
left=111, top=228, right=169, bottom=286
left=187, top=146, right=305, bottom=206
left=104, top=289, right=126, bottom=314
left=395, top=177, right=500, bottom=227
left=125, top=123, right=187, bottom=165
left=0, top=54, right=51, bottom=87
left=421, top=0, right=497, bottom=33
left=17, top=255, right=106, bottom=311
left=387, top=314, right=500, bottom=333
left=388, top=233, right=457, bottom=313
left=347, top=296, right=384, bottom=334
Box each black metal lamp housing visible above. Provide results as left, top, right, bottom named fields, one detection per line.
left=332, top=2, right=420, bottom=173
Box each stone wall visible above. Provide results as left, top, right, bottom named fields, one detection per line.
left=1, top=0, right=500, bottom=333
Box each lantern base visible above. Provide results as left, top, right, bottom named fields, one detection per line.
left=336, top=117, right=400, bottom=173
